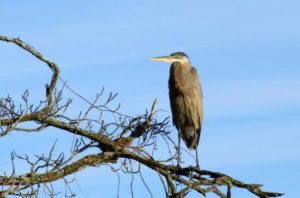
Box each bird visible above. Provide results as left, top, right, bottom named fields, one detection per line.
left=150, top=52, right=203, bottom=167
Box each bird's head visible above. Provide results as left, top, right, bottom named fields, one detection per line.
left=150, top=52, right=190, bottom=64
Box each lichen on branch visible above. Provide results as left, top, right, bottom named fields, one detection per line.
left=0, top=35, right=283, bottom=198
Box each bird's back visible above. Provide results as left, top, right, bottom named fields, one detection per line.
left=169, top=62, right=203, bottom=150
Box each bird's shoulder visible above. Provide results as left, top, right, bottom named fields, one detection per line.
left=190, top=66, right=199, bottom=78
left=190, top=66, right=203, bottom=98
left=189, top=66, right=200, bottom=85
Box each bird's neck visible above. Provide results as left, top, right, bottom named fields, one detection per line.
left=170, top=62, right=192, bottom=91
left=173, top=61, right=191, bottom=73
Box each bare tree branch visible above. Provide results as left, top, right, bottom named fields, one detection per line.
left=0, top=35, right=283, bottom=197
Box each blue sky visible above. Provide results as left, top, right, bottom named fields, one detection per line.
left=1, top=1, right=300, bottom=197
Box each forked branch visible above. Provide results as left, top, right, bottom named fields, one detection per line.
left=0, top=35, right=283, bottom=197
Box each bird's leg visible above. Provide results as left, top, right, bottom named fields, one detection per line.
left=177, top=132, right=181, bottom=168
left=195, top=148, right=200, bottom=169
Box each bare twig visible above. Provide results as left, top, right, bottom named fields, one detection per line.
left=0, top=35, right=284, bottom=198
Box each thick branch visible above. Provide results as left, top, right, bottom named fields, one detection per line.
left=0, top=152, right=117, bottom=186
left=0, top=147, right=283, bottom=197
left=0, top=111, right=122, bottom=151
left=0, top=35, right=284, bottom=197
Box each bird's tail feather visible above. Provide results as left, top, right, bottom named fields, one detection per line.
left=181, top=127, right=201, bottom=150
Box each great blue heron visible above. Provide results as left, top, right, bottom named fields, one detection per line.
left=150, top=52, right=203, bottom=167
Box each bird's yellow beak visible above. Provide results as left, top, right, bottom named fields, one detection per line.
left=150, top=56, right=174, bottom=63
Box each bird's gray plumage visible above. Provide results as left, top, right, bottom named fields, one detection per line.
left=150, top=51, right=203, bottom=166
left=168, top=57, right=203, bottom=150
